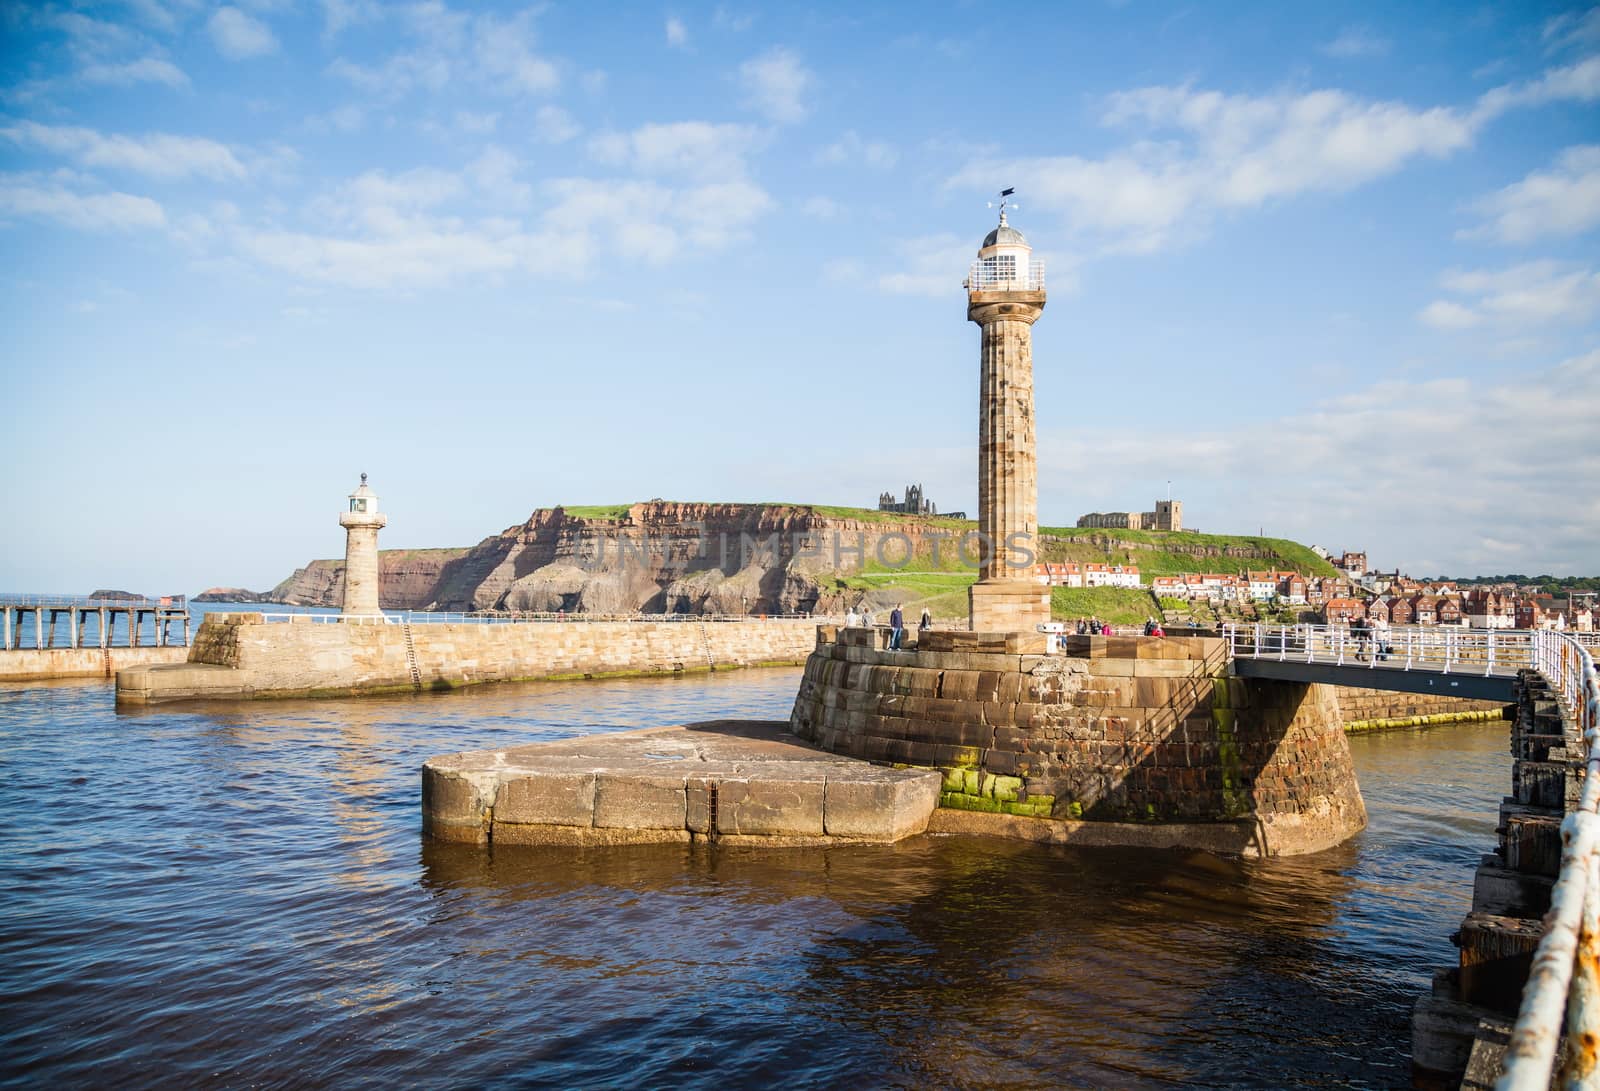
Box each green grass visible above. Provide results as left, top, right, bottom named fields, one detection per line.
left=1049, top=587, right=1161, bottom=625
left=828, top=571, right=975, bottom=620
left=558, top=504, right=634, bottom=521
left=1036, top=526, right=1337, bottom=579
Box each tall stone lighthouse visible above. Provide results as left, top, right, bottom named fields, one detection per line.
left=339, top=474, right=387, bottom=616
left=966, top=200, right=1052, bottom=633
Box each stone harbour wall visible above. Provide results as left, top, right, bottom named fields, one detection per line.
left=1335, top=686, right=1509, bottom=727
left=0, top=646, right=188, bottom=682
left=118, top=613, right=819, bottom=702
left=789, top=627, right=1367, bottom=856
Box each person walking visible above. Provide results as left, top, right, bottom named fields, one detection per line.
left=1373, top=615, right=1391, bottom=661
left=1352, top=615, right=1371, bottom=661
left=889, top=603, right=905, bottom=651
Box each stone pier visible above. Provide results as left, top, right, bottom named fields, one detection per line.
left=423, top=720, right=941, bottom=847
left=117, top=613, right=822, bottom=704
left=790, top=626, right=1367, bottom=856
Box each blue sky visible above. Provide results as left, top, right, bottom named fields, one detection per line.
left=2, top=1, right=1597, bottom=593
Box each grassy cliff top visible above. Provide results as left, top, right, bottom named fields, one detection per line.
left=1037, top=526, right=1338, bottom=578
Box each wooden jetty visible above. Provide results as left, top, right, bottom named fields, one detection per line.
left=0, top=595, right=191, bottom=651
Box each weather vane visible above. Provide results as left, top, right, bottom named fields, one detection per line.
left=986, top=187, right=1017, bottom=223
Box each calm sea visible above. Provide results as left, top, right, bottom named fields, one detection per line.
left=0, top=664, right=1504, bottom=1089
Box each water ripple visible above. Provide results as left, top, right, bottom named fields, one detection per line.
left=0, top=673, right=1509, bottom=1089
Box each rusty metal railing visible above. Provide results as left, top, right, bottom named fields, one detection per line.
left=1498, top=630, right=1600, bottom=1089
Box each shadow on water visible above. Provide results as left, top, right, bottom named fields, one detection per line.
left=416, top=829, right=1382, bottom=1089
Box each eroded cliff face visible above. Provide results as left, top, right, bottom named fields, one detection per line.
left=429, top=502, right=963, bottom=614
left=266, top=548, right=471, bottom=609
left=252, top=503, right=965, bottom=614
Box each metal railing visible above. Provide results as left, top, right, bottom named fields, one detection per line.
left=965, top=259, right=1045, bottom=292
left=1500, top=631, right=1600, bottom=1088
left=252, top=611, right=828, bottom=625
left=0, top=593, right=188, bottom=608
left=1227, top=623, right=1600, bottom=1084
left=1223, top=623, right=1534, bottom=676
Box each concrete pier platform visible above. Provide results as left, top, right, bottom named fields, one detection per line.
left=423, top=719, right=942, bottom=848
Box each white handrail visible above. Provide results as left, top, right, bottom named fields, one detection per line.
left=1499, top=631, right=1600, bottom=1088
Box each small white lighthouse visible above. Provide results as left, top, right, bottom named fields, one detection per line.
left=339, top=473, right=387, bottom=616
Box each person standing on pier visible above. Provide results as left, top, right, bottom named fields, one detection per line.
left=889, top=603, right=905, bottom=650
left=919, top=607, right=933, bottom=633
left=846, top=605, right=861, bottom=628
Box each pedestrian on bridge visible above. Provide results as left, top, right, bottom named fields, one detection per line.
left=1353, top=616, right=1372, bottom=661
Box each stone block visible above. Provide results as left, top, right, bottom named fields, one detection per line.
left=1059, top=635, right=1105, bottom=658
left=1104, top=636, right=1142, bottom=659
left=823, top=772, right=940, bottom=840
left=421, top=768, right=491, bottom=843
left=1086, top=657, right=1137, bottom=678
left=1132, top=657, right=1209, bottom=679
left=494, top=772, right=596, bottom=826
left=593, top=773, right=688, bottom=830
left=1005, top=632, right=1051, bottom=655
left=718, top=776, right=826, bottom=836
left=1133, top=676, right=1180, bottom=708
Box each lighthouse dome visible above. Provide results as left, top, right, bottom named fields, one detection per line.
left=981, top=221, right=1028, bottom=249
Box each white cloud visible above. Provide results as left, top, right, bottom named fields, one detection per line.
left=328, top=53, right=449, bottom=97
left=1418, top=300, right=1480, bottom=329
left=79, top=57, right=190, bottom=88
left=0, top=174, right=165, bottom=230
left=533, top=105, right=581, bottom=143
left=949, top=55, right=1600, bottom=256
left=876, top=234, right=970, bottom=296
left=801, top=195, right=839, bottom=218
left=215, top=151, right=774, bottom=289
left=1476, top=55, right=1600, bottom=120
left=1543, top=9, right=1600, bottom=53
left=237, top=226, right=522, bottom=288
left=1463, top=145, right=1600, bottom=243
left=208, top=7, right=278, bottom=60
left=321, top=0, right=381, bottom=39
left=587, top=121, right=762, bottom=179
left=666, top=17, right=688, bottom=48
left=738, top=48, right=813, bottom=123
left=453, top=111, right=500, bottom=135
left=816, top=131, right=897, bottom=169
left=474, top=11, right=559, bottom=93
left=953, top=82, right=1476, bottom=254
left=1321, top=27, right=1390, bottom=59
left=325, top=7, right=558, bottom=99
left=0, top=122, right=247, bottom=181
left=1422, top=261, right=1600, bottom=329
left=1036, top=350, right=1600, bottom=574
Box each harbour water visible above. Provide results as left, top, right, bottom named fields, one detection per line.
left=0, top=666, right=1506, bottom=1088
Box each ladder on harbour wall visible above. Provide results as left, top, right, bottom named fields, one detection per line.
left=401, top=623, right=423, bottom=691
left=695, top=620, right=717, bottom=672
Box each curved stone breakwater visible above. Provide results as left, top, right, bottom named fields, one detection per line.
left=117, top=613, right=820, bottom=703
left=789, top=626, right=1369, bottom=856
